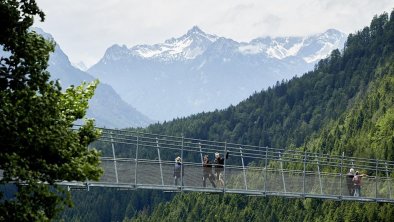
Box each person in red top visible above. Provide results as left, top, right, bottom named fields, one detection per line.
left=353, top=171, right=367, bottom=197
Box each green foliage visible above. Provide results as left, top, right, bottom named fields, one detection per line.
left=62, top=188, right=173, bottom=221
left=64, top=10, right=394, bottom=222
left=307, top=70, right=394, bottom=160
left=129, top=193, right=394, bottom=222
left=0, top=1, right=102, bottom=221
left=129, top=10, right=394, bottom=222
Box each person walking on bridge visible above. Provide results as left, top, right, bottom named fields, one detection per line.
left=214, top=152, right=229, bottom=187
left=174, top=156, right=184, bottom=186
left=353, top=171, right=367, bottom=197
left=202, top=155, right=216, bottom=188
left=346, top=168, right=355, bottom=196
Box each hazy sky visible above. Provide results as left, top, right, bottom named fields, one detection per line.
left=34, top=0, right=393, bottom=67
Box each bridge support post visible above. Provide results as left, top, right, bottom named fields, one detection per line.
left=181, top=136, right=184, bottom=190
left=199, top=142, right=203, bottom=167
left=134, top=135, right=139, bottom=186
left=386, top=162, right=391, bottom=199
left=263, top=146, right=268, bottom=194
left=376, top=160, right=379, bottom=198
left=240, top=147, right=248, bottom=190
left=223, top=142, right=227, bottom=192
left=279, top=152, right=286, bottom=193
left=111, top=133, right=119, bottom=184
left=316, top=155, right=323, bottom=195
left=339, top=153, right=344, bottom=197
left=156, top=138, right=164, bottom=186
left=303, top=151, right=306, bottom=196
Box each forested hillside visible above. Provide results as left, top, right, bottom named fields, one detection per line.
left=130, top=194, right=394, bottom=222
left=63, top=189, right=173, bottom=221
left=127, top=10, right=394, bottom=222
left=63, top=11, right=394, bottom=221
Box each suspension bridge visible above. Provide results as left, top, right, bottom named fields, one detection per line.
left=59, top=127, right=394, bottom=203
left=5, top=127, right=392, bottom=203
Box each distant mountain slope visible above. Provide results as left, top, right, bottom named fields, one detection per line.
left=33, top=28, right=152, bottom=128
left=88, top=26, right=346, bottom=121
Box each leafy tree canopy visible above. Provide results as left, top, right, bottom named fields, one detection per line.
left=0, top=0, right=102, bottom=221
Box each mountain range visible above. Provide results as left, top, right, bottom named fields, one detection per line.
left=88, top=26, right=347, bottom=121
left=63, top=11, right=394, bottom=222
left=32, top=28, right=152, bottom=128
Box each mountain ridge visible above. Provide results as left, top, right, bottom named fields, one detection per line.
left=101, top=26, right=346, bottom=63
left=88, top=26, right=347, bottom=121
left=32, top=28, right=152, bottom=128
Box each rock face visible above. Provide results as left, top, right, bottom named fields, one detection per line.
left=88, top=26, right=347, bottom=121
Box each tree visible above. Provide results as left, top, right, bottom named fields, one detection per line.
left=0, top=1, right=102, bottom=221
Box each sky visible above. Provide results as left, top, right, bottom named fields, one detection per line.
left=34, top=0, right=394, bottom=67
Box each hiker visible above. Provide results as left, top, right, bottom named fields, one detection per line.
left=202, top=155, right=216, bottom=188
left=174, top=156, right=184, bottom=186
left=346, top=168, right=355, bottom=196
left=353, top=171, right=367, bottom=197
left=214, top=152, right=229, bottom=187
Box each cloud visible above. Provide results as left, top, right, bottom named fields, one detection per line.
left=35, top=0, right=394, bottom=66
left=253, top=14, right=282, bottom=33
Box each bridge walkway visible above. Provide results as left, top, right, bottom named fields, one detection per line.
left=64, top=128, right=394, bottom=203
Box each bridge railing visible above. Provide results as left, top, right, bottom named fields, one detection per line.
left=84, top=127, right=393, bottom=202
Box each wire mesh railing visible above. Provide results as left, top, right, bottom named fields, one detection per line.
left=67, top=127, right=394, bottom=202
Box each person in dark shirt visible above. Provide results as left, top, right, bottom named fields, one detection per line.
left=174, top=156, right=184, bottom=186
left=214, top=152, right=229, bottom=187
left=202, top=155, right=216, bottom=188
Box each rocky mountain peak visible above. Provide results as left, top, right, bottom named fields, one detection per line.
left=186, top=25, right=205, bottom=36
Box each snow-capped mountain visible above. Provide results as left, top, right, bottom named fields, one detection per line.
left=32, top=28, right=152, bottom=128
left=132, top=26, right=218, bottom=61
left=88, top=26, right=347, bottom=121
left=241, top=29, right=346, bottom=63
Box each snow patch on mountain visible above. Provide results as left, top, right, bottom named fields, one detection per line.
left=303, top=42, right=335, bottom=63
left=130, top=26, right=218, bottom=61
left=300, top=29, right=347, bottom=63
left=268, top=39, right=306, bottom=59
left=237, top=30, right=346, bottom=63
left=265, top=39, right=304, bottom=59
